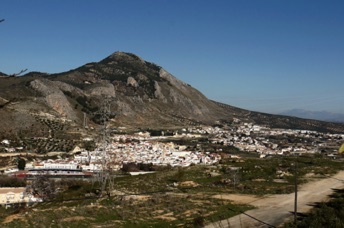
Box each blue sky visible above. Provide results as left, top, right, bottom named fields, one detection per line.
left=1, top=0, right=343, bottom=114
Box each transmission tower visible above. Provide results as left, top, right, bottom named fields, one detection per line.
left=96, top=97, right=116, bottom=197
left=83, top=112, right=88, bottom=129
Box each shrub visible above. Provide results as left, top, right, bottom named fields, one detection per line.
left=0, top=176, right=26, bottom=187
left=17, top=157, right=26, bottom=170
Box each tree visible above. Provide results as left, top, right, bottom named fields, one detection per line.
left=30, top=176, right=56, bottom=200
left=231, top=169, right=241, bottom=188
left=0, top=176, right=25, bottom=187
left=17, top=157, right=26, bottom=170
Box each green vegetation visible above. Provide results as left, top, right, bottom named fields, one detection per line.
left=17, top=158, right=26, bottom=170
left=0, top=176, right=25, bottom=187
left=1, top=155, right=344, bottom=227
left=1, top=191, right=253, bottom=227
left=21, top=138, right=77, bottom=154
left=284, top=188, right=344, bottom=228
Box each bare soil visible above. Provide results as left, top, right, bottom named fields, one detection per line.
left=2, top=214, right=24, bottom=224
left=205, top=171, right=344, bottom=228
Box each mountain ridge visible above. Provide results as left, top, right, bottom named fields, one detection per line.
left=0, top=52, right=227, bottom=139
left=279, top=109, right=344, bottom=123
left=1, top=51, right=344, bottom=143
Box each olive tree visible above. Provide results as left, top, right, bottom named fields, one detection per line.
left=30, top=176, right=56, bottom=201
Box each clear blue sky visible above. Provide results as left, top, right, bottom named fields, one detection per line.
left=1, top=0, right=343, bottom=114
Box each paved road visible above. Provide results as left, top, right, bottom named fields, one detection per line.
left=205, top=171, right=344, bottom=228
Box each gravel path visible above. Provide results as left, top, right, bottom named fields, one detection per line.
left=205, top=171, right=344, bottom=228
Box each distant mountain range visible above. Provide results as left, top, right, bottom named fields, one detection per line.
left=279, top=109, right=344, bottom=123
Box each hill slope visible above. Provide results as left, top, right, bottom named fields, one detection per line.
left=1, top=51, right=344, bottom=142
left=280, top=109, right=344, bottom=123
left=0, top=52, right=227, bottom=139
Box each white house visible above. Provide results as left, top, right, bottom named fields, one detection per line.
left=0, top=187, right=30, bottom=208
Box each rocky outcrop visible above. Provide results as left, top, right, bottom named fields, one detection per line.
left=53, top=81, right=84, bottom=96
left=127, top=77, right=139, bottom=88
left=30, top=79, right=77, bottom=120
left=24, top=52, right=228, bottom=127
left=85, top=82, right=116, bottom=97
left=154, top=81, right=167, bottom=103
left=30, top=79, right=59, bottom=96
left=1, top=51, right=344, bottom=139
left=159, top=68, right=188, bottom=91
left=0, top=97, right=9, bottom=107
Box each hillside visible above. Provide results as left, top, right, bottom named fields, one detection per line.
left=1, top=51, right=344, bottom=147
left=280, top=109, right=344, bottom=123
left=213, top=101, right=344, bottom=134
left=0, top=52, right=227, bottom=142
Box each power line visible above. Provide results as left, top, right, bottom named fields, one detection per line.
left=294, top=155, right=298, bottom=225
left=227, top=207, right=276, bottom=228
left=321, top=174, right=344, bottom=182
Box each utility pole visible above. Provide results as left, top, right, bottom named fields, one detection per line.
left=83, top=112, right=88, bottom=129
left=294, top=154, right=298, bottom=225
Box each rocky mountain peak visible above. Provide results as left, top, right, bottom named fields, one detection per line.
left=1, top=51, right=344, bottom=142
left=108, top=51, right=146, bottom=63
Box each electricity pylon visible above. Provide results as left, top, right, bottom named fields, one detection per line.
left=96, top=97, right=116, bottom=198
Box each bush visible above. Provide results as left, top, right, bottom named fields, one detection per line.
left=0, top=176, right=26, bottom=187
left=121, top=162, right=155, bottom=172
left=193, top=215, right=205, bottom=227
left=30, top=176, right=56, bottom=200
left=17, top=157, right=26, bottom=170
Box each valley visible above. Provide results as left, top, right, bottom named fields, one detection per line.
left=0, top=52, right=344, bottom=227
left=1, top=120, right=344, bottom=227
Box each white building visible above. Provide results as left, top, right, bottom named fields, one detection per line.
left=0, top=188, right=31, bottom=208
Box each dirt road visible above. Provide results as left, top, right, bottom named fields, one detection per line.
left=205, top=171, right=344, bottom=228
left=0, top=151, right=66, bottom=157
